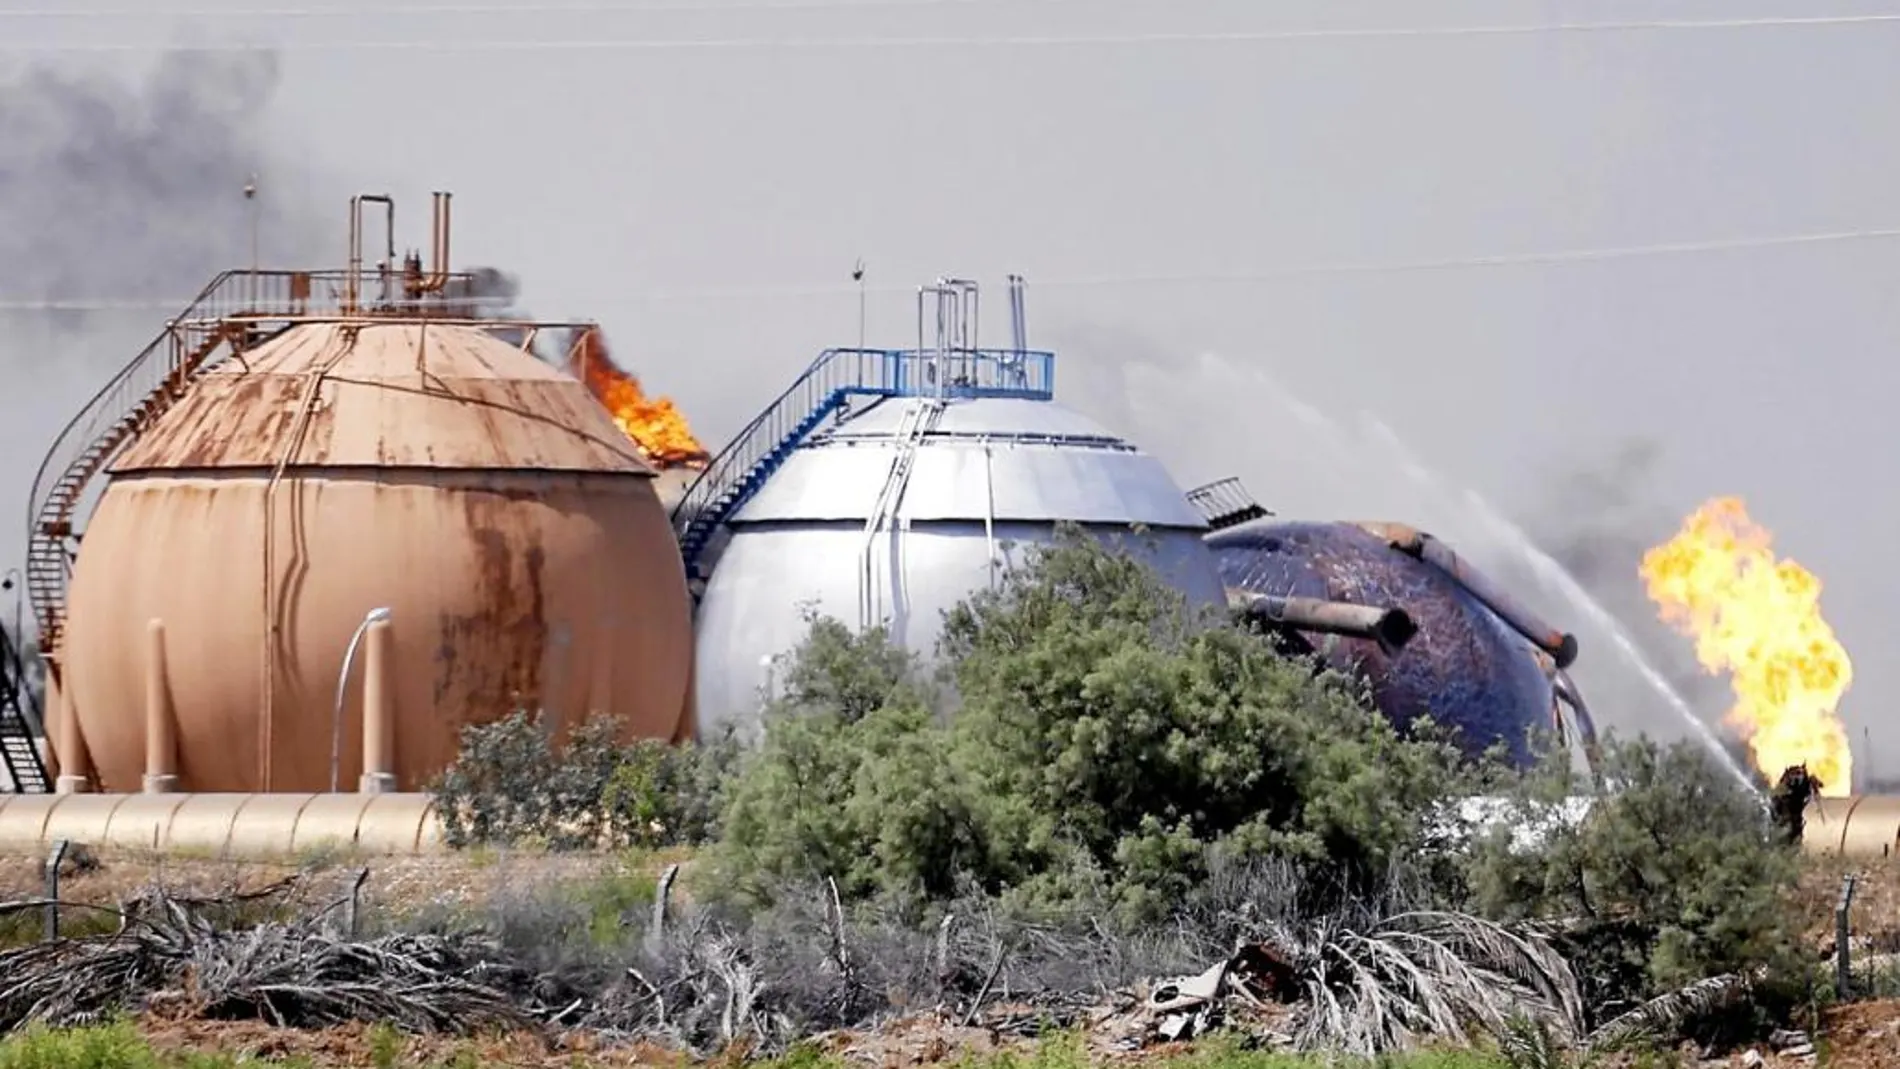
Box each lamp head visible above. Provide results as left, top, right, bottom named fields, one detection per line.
left=365, top=606, right=393, bottom=625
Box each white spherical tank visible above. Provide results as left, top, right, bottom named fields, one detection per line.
left=692, top=391, right=1225, bottom=736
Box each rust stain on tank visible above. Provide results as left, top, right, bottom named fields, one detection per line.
left=433, top=490, right=549, bottom=721
left=64, top=320, right=696, bottom=793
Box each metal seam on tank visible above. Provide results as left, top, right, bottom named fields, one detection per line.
left=279, top=792, right=325, bottom=854
left=983, top=439, right=997, bottom=590
left=362, top=793, right=429, bottom=852
left=71, top=792, right=133, bottom=844
left=111, top=333, right=655, bottom=475
left=220, top=793, right=269, bottom=858
left=98, top=794, right=165, bottom=847
left=20, top=794, right=59, bottom=843
left=146, top=794, right=191, bottom=853
left=106, top=467, right=658, bottom=487
left=261, top=332, right=355, bottom=792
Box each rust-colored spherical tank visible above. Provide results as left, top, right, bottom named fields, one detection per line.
left=59, top=321, right=696, bottom=793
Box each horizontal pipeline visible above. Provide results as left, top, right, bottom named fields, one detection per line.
left=0, top=791, right=444, bottom=860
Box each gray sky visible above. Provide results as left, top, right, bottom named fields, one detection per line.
left=3, top=0, right=1897, bottom=779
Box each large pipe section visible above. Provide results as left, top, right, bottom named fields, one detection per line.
left=0, top=792, right=443, bottom=858
left=1550, top=667, right=1605, bottom=778
left=1239, top=593, right=1419, bottom=656
left=343, top=193, right=397, bottom=314
left=359, top=618, right=396, bottom=795
left=143, top=619, right=178, bottom=794
left=1355, top=521, right=1580, bottom=669
left=53, top=680, right=91, bottom=795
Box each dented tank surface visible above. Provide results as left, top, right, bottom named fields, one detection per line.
left=59, top=320, right=697, bottom=794
left=1207, top=518, right=1566, bottom=767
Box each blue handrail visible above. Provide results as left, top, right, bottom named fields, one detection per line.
left=670, top=346, right=1055, bottom=582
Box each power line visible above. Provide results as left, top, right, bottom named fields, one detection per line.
left=5, top=14, right=1900, bottom=51
left=2, top=225, right=1893, bottom=311
left=0, top=0, right=1030, bottom=17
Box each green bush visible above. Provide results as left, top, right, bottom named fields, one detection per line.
left=1463, top=731, right=1804, bottom=1031
left=713, top=525, right=1481, bottom=923
left=429, top=708, right=739, bottom=850
left=423, top=523, right=1809, bottom=1056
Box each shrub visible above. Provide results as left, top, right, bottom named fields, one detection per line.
left=430, top=709, right=740, bottom=850
left=940, top=529, right=1479, bottom=920
left=1463, top=731, right=1804, bottom=1032
left=712, top=525, right=1482, bottom=923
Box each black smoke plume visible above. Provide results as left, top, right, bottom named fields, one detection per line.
left=0, top=51, right=331, bottom=329
left=1517, top=437, right=1756, bottom=779
left=0, top=50, right=337, bottom=639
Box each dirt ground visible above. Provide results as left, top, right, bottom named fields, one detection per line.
left=124, top=1003, right=1278, bottom=1068
left=113, top=1000, right=1900, bottom=1067
left=0, top=844, right=697, bottom=933
left=7, top=848, right=1900, bottom=1065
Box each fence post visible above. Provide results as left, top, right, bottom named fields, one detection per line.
left=42, top=839, right=69, bottom=942
left=345, top=867, right=370, bottom=939
left=645, top=863, right=679, bottom=958
left=1837, top=873, right=1859, bottom=999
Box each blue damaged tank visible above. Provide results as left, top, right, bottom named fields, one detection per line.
left=675, top=276, right=1228, bottom=738
left=1188, top=478, right=1599, bottom=770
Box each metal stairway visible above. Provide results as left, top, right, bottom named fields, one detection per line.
left=669, top=346, right=1056, bottom=590
left=857, top=398, right=945, bottom=631
left=23, top=254, right=438, bottom=683
left=23, top=272, right=260, bottom=665
left=0, top=620, right=47, bottom=793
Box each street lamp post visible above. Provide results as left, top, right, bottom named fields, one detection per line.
left=1, top=569, right=21, bottom=652
left=331, top=607, right=392, bottom=794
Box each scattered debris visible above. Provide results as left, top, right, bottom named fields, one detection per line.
left=1770, top=1027, right=1817, bottom=1065
left=0, top=882, right=537, bottom=1036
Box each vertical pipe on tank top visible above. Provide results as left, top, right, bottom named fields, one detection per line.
left=142, top=618, right=179, bottom=794
left=359, top=619, right=396, bottom=795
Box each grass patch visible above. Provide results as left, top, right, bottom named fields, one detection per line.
left=0, top=903, right=121, bottom=951
left=569, top=857, right=660, bottom=947
left=0, top=1020, right=308, bottom=1068
left=0, top=1023, right=1533, bottom=1069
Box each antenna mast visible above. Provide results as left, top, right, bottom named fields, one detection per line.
left=853, top=258, right=866, bottom=352
left=244, top=173, right=259, bottom=310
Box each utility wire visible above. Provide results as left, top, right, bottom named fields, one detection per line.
left=3, top=0, right=1885, bottom=17
left=5, top=0, right=1061, bottom=16
left=3, top=225, right=1894, bottom=311
left=5, top=14, right=1900, bottom=51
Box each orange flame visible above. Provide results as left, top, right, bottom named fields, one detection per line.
left=566, top=331, right=708, bottom=468
left=1639, top=496, right=1853, bottom=796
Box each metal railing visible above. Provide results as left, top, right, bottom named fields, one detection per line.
left=1186, top=476, right=1273, bottom=532
left=0, top=619, right=47, bottom=792
left=669, top=346, right=1055, bottom=580
left=22, top=265, right=519, bottom=656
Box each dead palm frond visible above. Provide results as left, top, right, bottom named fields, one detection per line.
left=1285, top=909, right=1586, bottom=1057
left=0, top=885, right=536, bottom=1036
left=1584, top=970, right=1756, bottom=1052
